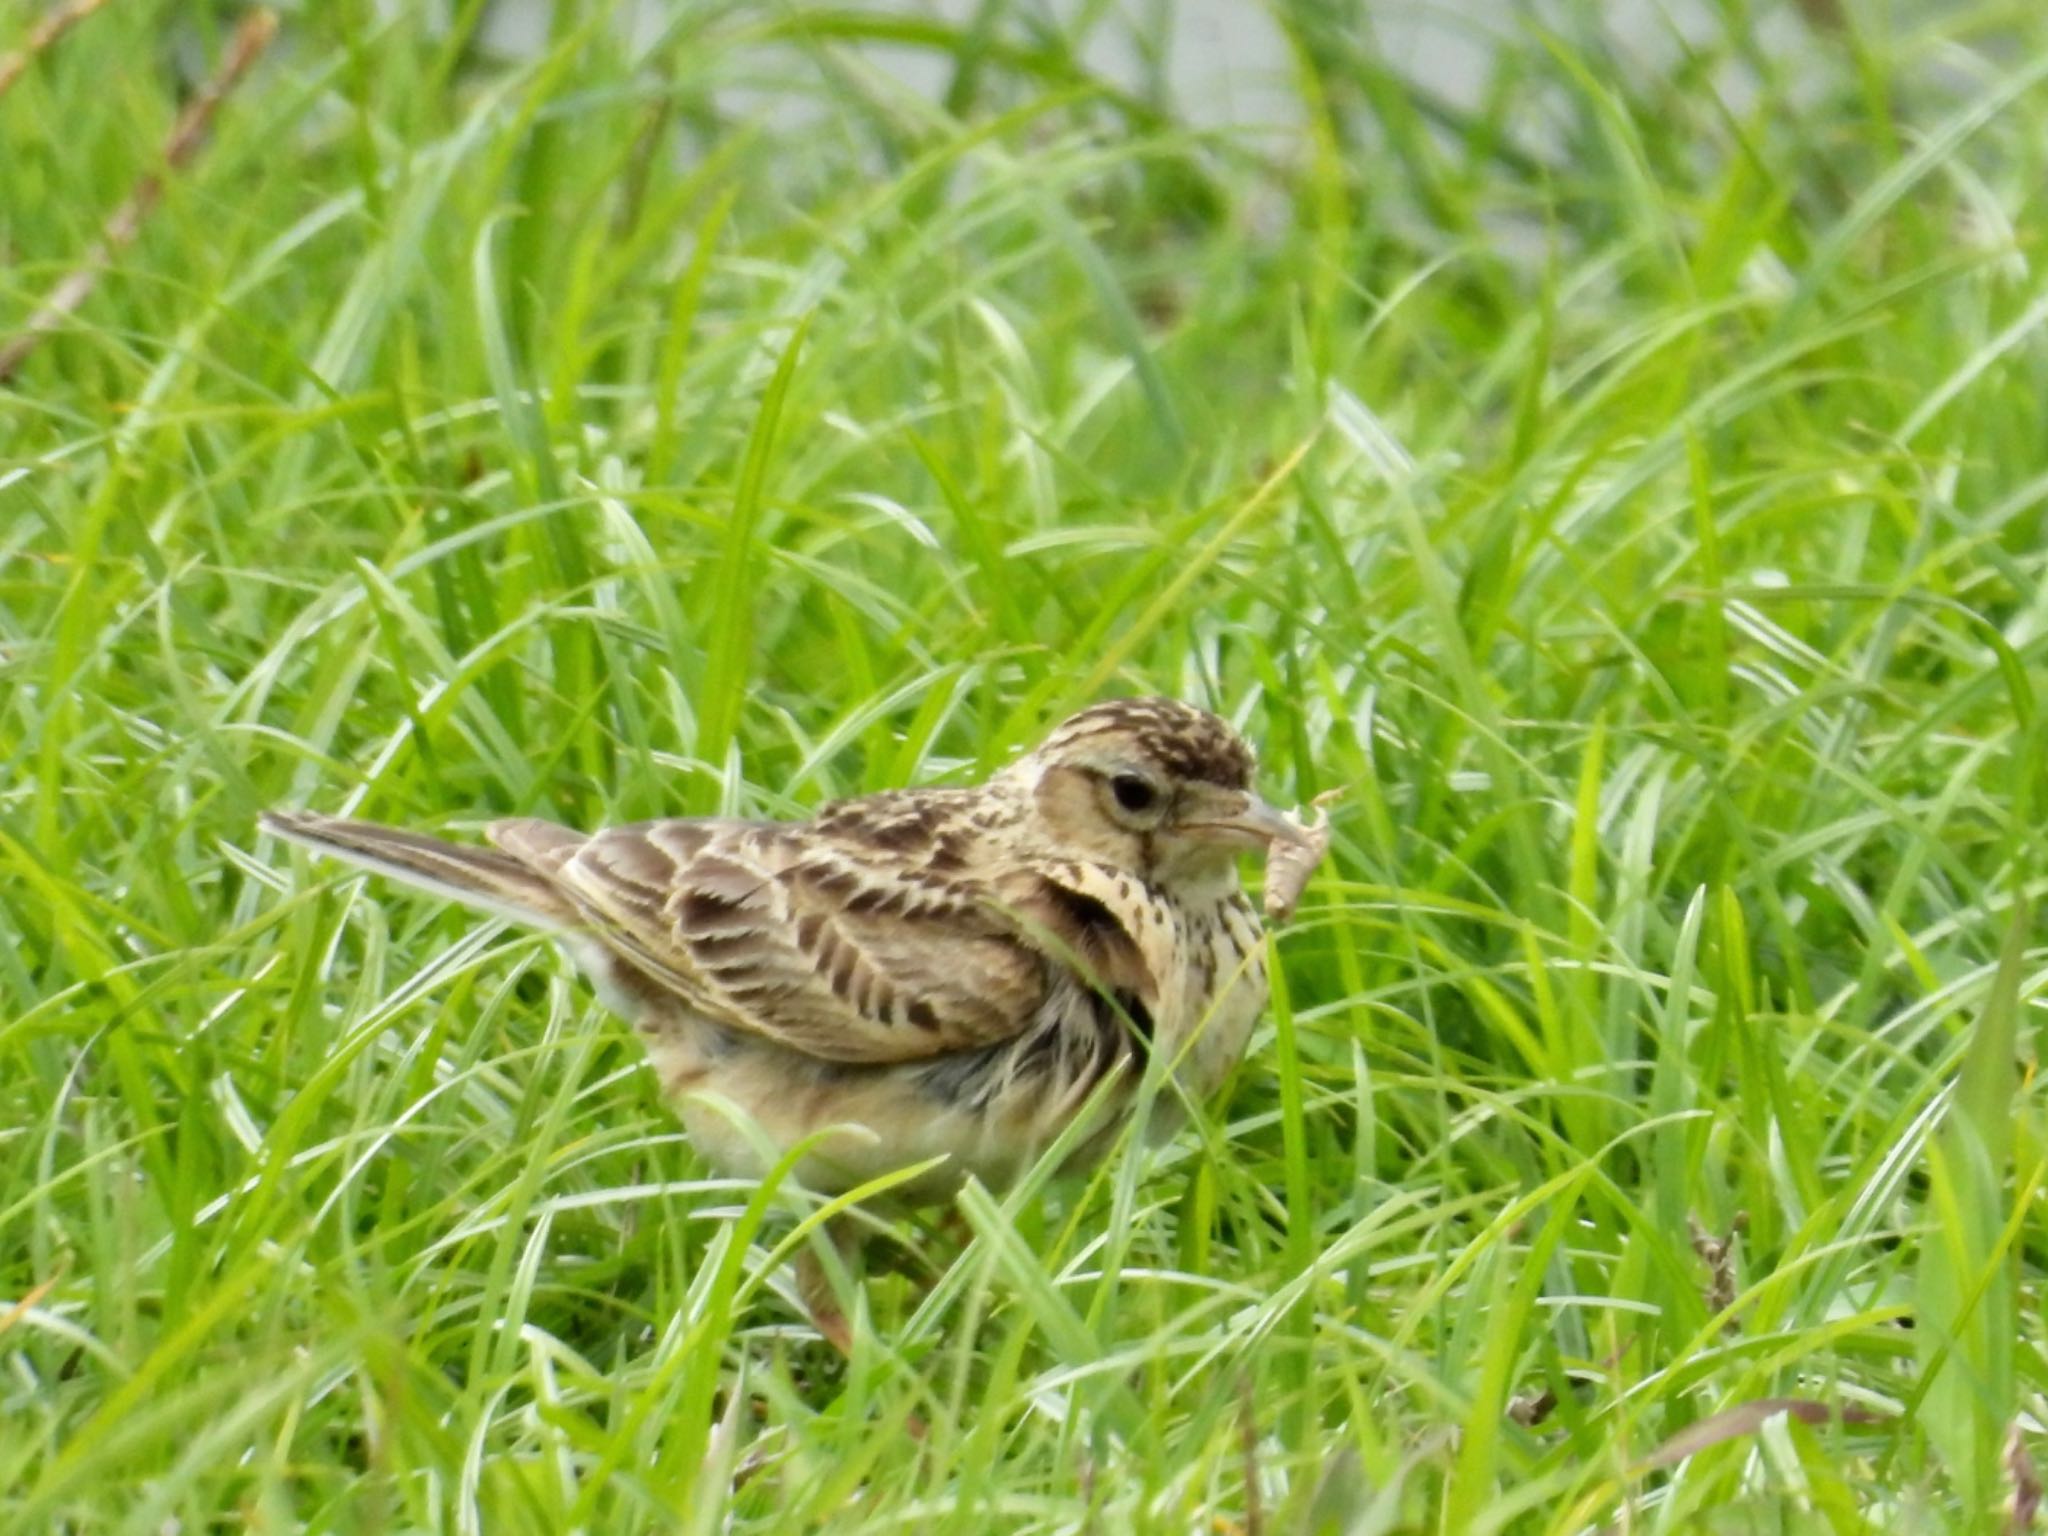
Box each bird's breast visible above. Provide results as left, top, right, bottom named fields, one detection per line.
left=1157, top=891, right=1268, bottom=1097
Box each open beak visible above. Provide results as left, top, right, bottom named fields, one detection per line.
left=1185, top=790, right=1306, bottom=851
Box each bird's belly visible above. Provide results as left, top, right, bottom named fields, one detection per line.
left=640, top=1022, right=1067, bottom=1198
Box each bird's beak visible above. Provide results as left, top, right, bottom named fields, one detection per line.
left=1184, top=790, right=1307, bottom=851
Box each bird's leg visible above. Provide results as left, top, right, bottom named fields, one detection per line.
left=793, top=1215, right=859, bottom=1358
left=792, top=1217, right=929, bottom=1439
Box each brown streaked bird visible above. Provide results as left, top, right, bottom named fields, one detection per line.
left=262, top=697, right=1312, bottom=1346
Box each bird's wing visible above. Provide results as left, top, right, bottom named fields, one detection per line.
left=491, top=812, right=1148, bottom=1065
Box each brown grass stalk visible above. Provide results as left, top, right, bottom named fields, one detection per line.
left=0, top=0, right=119, bottom=102
left=0, top=8, right=279, bottom=383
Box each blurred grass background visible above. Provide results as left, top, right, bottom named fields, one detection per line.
left=3, top=0, right=2047, bottom=1529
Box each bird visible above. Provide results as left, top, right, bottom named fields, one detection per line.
left=262, top=696, right=1313, bottom=1348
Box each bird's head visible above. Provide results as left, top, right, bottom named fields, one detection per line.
left=1013, top=697, right=1304, bottom=894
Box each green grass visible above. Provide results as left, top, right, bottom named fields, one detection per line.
left=4, top=0, right=2047, bottom=1528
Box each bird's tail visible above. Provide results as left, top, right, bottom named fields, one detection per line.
left=260, top=809, right=580, bottom=930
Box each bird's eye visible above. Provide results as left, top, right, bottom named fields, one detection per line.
left=1111, top=774, right=1158, bottom=813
